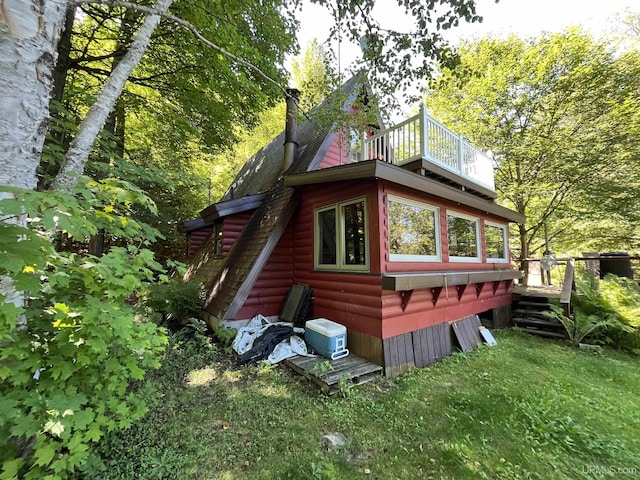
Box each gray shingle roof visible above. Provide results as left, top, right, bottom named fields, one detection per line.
left=185, top=75, right=365, bottom=320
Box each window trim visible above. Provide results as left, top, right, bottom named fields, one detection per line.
left=446, top=210, right=481, bottom=263
left=387, top=194, right=441, bottom=262
left=213, top=221, right=223, bottom=257
left=484, top=220, right=509, bottom=263
left=314, top=196, right=369, bottom=271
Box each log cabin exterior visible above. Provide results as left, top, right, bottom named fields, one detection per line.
left=185, top=76, right=525, bottom=376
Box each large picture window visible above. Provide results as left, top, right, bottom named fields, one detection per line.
left=447, top=211, right=480, bottom=262
left=388, top=195, right=440, bottom=262
left=315, top=198, right=368, bottom=270
left=485, top=221, right=509, bottom=263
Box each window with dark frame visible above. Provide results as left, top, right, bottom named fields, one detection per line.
left=213, top=221, right=223, bottom=257
left=315, top=198, right=368, bottom=270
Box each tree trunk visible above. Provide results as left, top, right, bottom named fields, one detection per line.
left=1, top=0, right=69, bottom=316
left=50, top=5, right=76, bottom=105
left=38, top=5, right=77, bottom=190
left=0, top=0, right=69, bottom=191
left=519, top=223, right=530, bottom=286
left=52, top=0, right=174, bottom=193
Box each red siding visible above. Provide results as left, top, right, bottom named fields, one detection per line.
left=236, top=225, right=294, bottom=320
left=223, top=211, right=253, bottom=255
left=380, top=280, right=513, bottom=338
left=317, top=133, right=348, bottom=169
left=292, top=182, right=383, bottom=337
left=188, top=226, right=213, bottom=257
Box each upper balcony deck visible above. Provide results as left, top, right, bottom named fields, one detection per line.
left=359, top=105, right=496, bottom=199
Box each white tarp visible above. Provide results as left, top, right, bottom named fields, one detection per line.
left=231, top=314, right=311, bottom=364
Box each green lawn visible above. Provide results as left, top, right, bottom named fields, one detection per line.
left=85, top=330, right=640, bottom=480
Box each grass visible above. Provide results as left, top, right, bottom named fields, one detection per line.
left=83, top=329, right=640, bottom=480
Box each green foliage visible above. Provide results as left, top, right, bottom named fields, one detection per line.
left=291, top=39, right=334, bottom=111
left=313, top=0, right=484, bottom=106
left=574, top=274, right=640, bottom=352
left=543, top=303, right=610, bottom=348
left=44, top=0, right=301, bottom=260
left=0, top=179, right=168, bottom=479
left=544, top=273, right=640, bottom=351
left=141, top=277, right=204, bottom=330
left=79, top=331, right=640, bottom=479
left=426, top=30, right=640, bottom=257
left=77, top=323, right=221, bottom=479
left=213, top=327, right=237, bottom=352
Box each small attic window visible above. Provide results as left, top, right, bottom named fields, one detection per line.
left=347, top=128, right=362, bottom=163
left=213, top=221, right=223, bottom=257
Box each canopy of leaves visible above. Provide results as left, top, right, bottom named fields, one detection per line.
left=314, top=0, right=484, bottom=107
left=426, top=29, right=640, bottom=257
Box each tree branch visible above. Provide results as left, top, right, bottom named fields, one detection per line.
left=70, top=0, right=295, bottom=104
left=53, top=0, right=175, bottom=193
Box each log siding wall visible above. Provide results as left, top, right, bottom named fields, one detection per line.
left=236, top=226, right=294, bottom=320
left=187, top=226, right=213, bottom=257
left=223, top=211, right=253, bottom=256
left=292, top=182, right=384, bottom=338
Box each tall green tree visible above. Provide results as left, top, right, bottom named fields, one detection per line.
left=291, top=38, right=333, bottom=110
left=426, top=30, right=640, bottom=268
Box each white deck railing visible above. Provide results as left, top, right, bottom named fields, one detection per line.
left=363, top=104, right=495, bottom=191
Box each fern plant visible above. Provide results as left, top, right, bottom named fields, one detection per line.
left=543, top=304, right=610, bottom=348
left=544, top=273, right=640, bottom=352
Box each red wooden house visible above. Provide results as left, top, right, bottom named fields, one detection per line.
left=185, top=76, right=525, bottom=376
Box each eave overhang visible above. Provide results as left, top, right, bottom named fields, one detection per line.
left=200, top=193, right=267, bottom=223
left=284, top=160, right=526, bottom=224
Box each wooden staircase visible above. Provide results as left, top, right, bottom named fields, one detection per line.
left=512, top=294, right=567, bottom=339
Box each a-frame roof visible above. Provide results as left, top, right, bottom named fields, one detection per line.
left=185, top=75, right=366, bottom=320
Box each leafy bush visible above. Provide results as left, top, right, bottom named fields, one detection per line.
left=543, top=302, right=610, bottom=348
left=141, top=277, right=204, bottom=330
left=0, top=179, right=169, bottom=479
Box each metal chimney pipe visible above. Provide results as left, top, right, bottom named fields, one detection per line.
left=284, top=88, right=300, bottom=172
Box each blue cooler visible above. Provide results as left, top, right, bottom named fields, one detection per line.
left=304, top=318, right=349, bottom=360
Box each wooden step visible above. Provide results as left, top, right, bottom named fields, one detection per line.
left=512, top=309, right=551, bottom=318
left=285, top=354, right=382, bottom=395
left=516, top=300, right=555, bottom=308
left=515, top=326, right=566, bottom=339
left=513, top=317, right=564, bottom=329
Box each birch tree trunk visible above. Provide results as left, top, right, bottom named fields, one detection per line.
left=0, top=0, right=68, bottom=191
left=52, top=0, right=174, bottom=193
left=0, top=0, right=68, bottom=313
